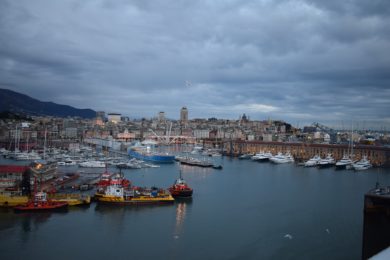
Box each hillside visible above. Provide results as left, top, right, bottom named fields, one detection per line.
left=0, top=88, right=96, bottom=118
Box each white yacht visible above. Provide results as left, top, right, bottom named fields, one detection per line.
left=269, top=152, right=294, bottom=164
left=304, top=155, right=321, bottom=167
left=317, top=154, right=335, bottom=168
left=79, top=160, right=106, bottom=168
left=352, top=156, right=372, bottom=171
left=57, top=159, right=77, bottom=166
left=238, top=153, right=253, bottom=159
left=15, top=151, right=42, bottom=161
left=0, top=148, right=10, bottom=156
left=335, top=155, right=354, bottom=170
left=251, top=151, right=272, bottom=162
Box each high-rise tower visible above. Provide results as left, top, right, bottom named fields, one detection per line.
left=180, top=107, right=188, bottom=126
left=158, top=111, right=165, bottom=123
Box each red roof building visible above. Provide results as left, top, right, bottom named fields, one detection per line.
left=0, top=165, right=29, bottom=189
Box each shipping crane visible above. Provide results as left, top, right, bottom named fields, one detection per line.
left=312, top=122, right=337, bottom=143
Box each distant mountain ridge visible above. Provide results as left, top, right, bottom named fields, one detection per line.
left=0, top=88, right=96, bottom=118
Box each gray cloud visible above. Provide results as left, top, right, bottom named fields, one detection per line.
left=0, top=0, right=389, bottom=129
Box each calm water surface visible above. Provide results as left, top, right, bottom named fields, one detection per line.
left=0, top=157, right=389, bottom=259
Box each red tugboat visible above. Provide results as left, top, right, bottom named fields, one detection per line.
left=14, top=176, right=68, bottom=211
left=168, top=171, right=193, bottom=198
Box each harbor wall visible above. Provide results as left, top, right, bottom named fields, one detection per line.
left=362, top=190, right=390, bottom=259
left=222, top=140, right=390, bottom=167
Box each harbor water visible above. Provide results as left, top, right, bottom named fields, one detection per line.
left=0, top=156, right=389, bottom=259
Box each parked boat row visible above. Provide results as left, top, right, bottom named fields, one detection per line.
left=304, top=154, right=372, bottom=171
left=243, top=151, right=373, bottom=171
left=1, top=145, right=161, bottom=169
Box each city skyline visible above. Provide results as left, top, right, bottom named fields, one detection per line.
left=0, top=1, right=389, bottom=129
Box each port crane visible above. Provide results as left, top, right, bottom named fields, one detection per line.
left=312, top=122, right=337, bottom=143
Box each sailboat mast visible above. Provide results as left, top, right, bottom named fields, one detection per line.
left=14, top=125, right=17, bottom=157
left=350, top=122, right=354, bottom=158
left=43, top=128, right=47, bottom=160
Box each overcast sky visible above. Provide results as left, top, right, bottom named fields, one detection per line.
left=0, top=0, right=389, bottom=129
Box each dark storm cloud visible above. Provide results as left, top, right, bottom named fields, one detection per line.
left=0, top=0, right=389, bottom=128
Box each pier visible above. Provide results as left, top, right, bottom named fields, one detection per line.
left=222, top=140, right=390, bottom=167
left=362, top=185, right=390, bottom=259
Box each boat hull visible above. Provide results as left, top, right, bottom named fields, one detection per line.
left=169, top=188, right=193, bottom=198
left=169, top=192, right=193, bottom=198
left=14, top=202, right=68, bottom=212
left=256, top=158, right=270, bottom=162
left=318, top=163, right=335, bottom=168
left=0, top=194, right=28, bottom=207
left=49, top=194, right=91, bottom=206
left=96, top=195, right=175, bottom=205
left=335, top=164, right=349, bottom=170
left=128, top=150, right=175, bottom=163
left=180, top=160, right=213, bottom=167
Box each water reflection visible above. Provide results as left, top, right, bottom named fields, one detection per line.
left=94, top=203, right=174, bottom=214
left=20, top=212, right=52, bottom=233
left=174, top=199, right=192, bottom=237
left=180, top=164, right=213, bottom=179
left=17, top=211, right=66, bottom=244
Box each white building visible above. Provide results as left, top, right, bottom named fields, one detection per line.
left=193, top=129, right=210, bottom=139
left=107, top=113, right=121, bottom=124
